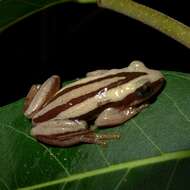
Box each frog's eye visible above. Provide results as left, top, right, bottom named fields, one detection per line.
left=135, top=83, right=153, bottom=98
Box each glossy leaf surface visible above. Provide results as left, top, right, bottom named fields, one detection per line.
left=0, top=71, right=190, bottom=190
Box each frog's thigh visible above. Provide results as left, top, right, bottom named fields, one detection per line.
left=24, top=84, right=41, bottom=112
left=24, top=75, right=60, bottom=118
left=31, top=119, right=87, bottom=136
left=36, top=129, right=97, bottom=147
left=31, top=119, right=89, bottom=147
left=95, top=106, right=148, bottom=127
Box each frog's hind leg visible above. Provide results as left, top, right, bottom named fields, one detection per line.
left=24, top=75, right=60, bottom=118
left=24, top=84, right=41, bottom=113
left=36, top=130, right=120, bottom=147
left=31, top=119, right=119, bottom=147
left=95, top=105, right=149, bottom=127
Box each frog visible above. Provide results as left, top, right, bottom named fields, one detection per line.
left=24, top=60, right=165, bottom=147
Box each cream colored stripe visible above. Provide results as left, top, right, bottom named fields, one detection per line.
left=56, top=72, right=162, bottom=119
left=34, top=76, right=125, bottom=118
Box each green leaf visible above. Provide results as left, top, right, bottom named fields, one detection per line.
left=0, top=0, right=96, bottom=32
left=0, top=71, right=190, bottom=190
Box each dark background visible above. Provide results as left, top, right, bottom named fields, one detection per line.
left=0, top=1, right=189, bottom=106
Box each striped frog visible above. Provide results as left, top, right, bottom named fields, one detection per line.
left=24, top=61, right=165, bottom=147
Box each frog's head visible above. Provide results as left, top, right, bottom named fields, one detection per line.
left=125, top=61, right=166, bottom=107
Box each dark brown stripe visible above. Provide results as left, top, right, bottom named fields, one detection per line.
left=47, top=72, right=145, bottom=104
left=73, top=78, right=165, bottom=121
left=33, top=72, right=146, bottom=123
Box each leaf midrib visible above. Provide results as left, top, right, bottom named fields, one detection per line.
left=18, top=149, right=190, bottom=190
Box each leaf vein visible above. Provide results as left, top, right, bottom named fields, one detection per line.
left=133, top=120, right=164, bottom=154
left=165, top=160, right=179, bottom=190
left=17, top=0, right=42, bottom=8
left=96, top=145, right=110, bottom=166
left=18, top=150, right=190, bottom=190
left=1, top=122, right=37, bottom=142
left=0, top=178, right=10, bottom=190
left=0, top=123, right=70, bottom=176
left=164, top=92, right=190, bottom=123
left=60, top=182, right=67, bottom=190
left=113, top=169, right=131, bottom=190
left=164, top=72, right=190, bottom=81
left=74, top=180, right=80, bottom=190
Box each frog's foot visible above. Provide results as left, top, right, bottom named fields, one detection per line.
left=24, top=75, right=60, bottom=118
left=80, top=132, right=120, bottom=145
left=95, top=105, right=149, bottom=127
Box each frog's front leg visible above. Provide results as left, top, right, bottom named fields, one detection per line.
left=95, top=105, right=149, bottom=127
left=31, top=119, right=119, bottom=147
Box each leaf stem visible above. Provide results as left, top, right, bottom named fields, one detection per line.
left=98, top=0, right=190, bottom=48
left=18, top=149, right=190, bottom=190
